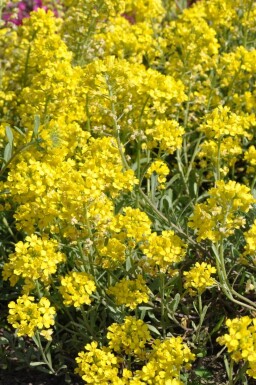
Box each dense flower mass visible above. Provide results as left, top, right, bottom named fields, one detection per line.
left=183, top=262, right=216, bottom=295
left=8, top=295, right=56, bottom=338
left=1, top=0, right=256, bottom=383
left=107, top=316, right=151, bottom=358
left=137, top=337, right=195, bottom=384
left=2, top=234, right=66, bottom=292
left=217, top=317, right=256, bottom=379
left=75, top=342, right=122, bottom=385
left=107, top=275, right=150, bottom=309
left=109, top=207, right=152, bottom=244
left=140, top=230, right=187, bottom=273
left=59, top=271, right=96, bottom=308
left=189, top=181, right=255, bottom=242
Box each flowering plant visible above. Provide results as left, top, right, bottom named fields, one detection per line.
left=0, top=1, right=256, bottom=384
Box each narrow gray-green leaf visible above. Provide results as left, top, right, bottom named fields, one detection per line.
left=5, top=126, right=13, bottom=147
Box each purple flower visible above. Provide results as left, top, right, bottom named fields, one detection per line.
left=2, top=0, right=57, bottom=25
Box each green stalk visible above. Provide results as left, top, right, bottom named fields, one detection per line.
left=226, top=357, right=234, bottom=385
left=160, top=272, right=166, bottom=338
left=137, top=96, right=150, bottom=182
left=215, top=136, right=222, bottom=182
left=32, top=331, right=55, bottom=374
left=212, top=242, right=256, bottom=311
left=242, top=0, right=254, bottom=48
left=234, top=361, right=249, bottom=385
left=106, top=79, right=130, bottom=171
left=184, top=133, right=203, bottom=183
left=176, top=148, right=190, bottom=195
left=139, top=187, right=197, bottom=246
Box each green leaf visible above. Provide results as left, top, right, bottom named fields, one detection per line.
left=166, top=173, right=180, bottom=188
left=168, top=293, right=180, bottom=313
left=46, top=350, right=52, bottom=366
left=126, top=255, right=132, bottom=271
left=0, top=337, right=8, bottom=345
left=210, top=315, right=225, bottom=335
left=160, top=195, right=173, bottom=212
left=5, top=126, right=13, bottom=147
left=138, top=306, right=153, bottom=311
left=147, top=324, right=161, bottom=336
left=33, top=115, right=40, bottom=138
left=194, top=367, right=213, bottom=378
left=30, top=361, right=47, bottom=366
left=13, top=126, right=26, bottom=137
left=3, top=143, right=12, bottom=167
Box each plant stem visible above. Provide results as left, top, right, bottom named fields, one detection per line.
left=212, top=242, right=256, bottom=311
left=33, top=331, right=55, bottom=374
left=160, top=273, right=166, bottom=338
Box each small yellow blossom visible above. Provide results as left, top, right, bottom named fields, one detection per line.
left=141, top=230, right=187, bottom=272
left=75, top=341, right=123, bottom=385
left=146, top=160, right=170, bottom=190
left=59, top=271, right=96, bottom=308
left=2, top=234, right=66, bottom=292
left=8, top=295, right=56, bottom=338
left=107, top=316, right=151, bottom=358
left=107, top=275, right=150, bottom=310
left=183, top=262, right=217, bottom=295
left=217, top=317, right=256, bottom=379
left=189, top=180, right=255, bottom=242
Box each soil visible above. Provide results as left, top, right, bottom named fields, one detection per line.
left=0, top=369, right=83, bottom=385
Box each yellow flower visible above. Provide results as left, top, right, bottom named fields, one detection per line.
left=141, top=230, right=187, bottom=273
left=137, top=337, right=195, bottom=384
left=8, top=295, right=56, bottom=338
left=96, top=237, right=126, bottom=269
left=107, top=275, right=150, bottom=310
left=59, top=271, right=96, bottom=308
left=183, top=262, right=217, bottom=295
left=75, top=342, right=123, bottom=385
left=189, top=180, right=255, bottom=242
left=145, top=119, right=184, bottom=155
left=217, top=316, right=256, bottom=379
left=107, top=316, right=151, bottom=358
left=110, top=207, right=151, bottom=244
left=2, top=234, right=66, bottom=292
left=146, top=160, right=170, bottom=190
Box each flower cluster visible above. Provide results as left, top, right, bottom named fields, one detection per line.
left=107, top=316, right=151, bottom=358
left=59, top=272, right=96, bottom=308
left=217, top=317, right=256, bottom=379
left=96, top=237, right=127, bottom=269
left=189, top=180, right=255, bottom=242
left=8, top=295, right=56, bottom=338
left=135, top=337, right=195, bottom=384
left=140, top=230, right=187, bottom=273
left=76, top=333, right=195, bottom=384
left=110, top=207, right=152, bottom=244
left=107, top=275, right=150, bottom=310
left=183, top=262, right=217, bottom=296
left=197, top=106, right=254, bottom=176
left=144, top=119, right=184, bottom=155
left=1, top=1, right=256, bottom=383
left=75, top=341, right=122, bottom=385
left=146, top=160, right=169, bottom=190
left=2, top=234, right=66, bottom=292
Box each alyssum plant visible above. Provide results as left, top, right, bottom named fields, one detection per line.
left=0, top=1, right=255, bottom=384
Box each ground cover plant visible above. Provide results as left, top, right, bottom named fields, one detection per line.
left=0, top=0, right=256, bottom=384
